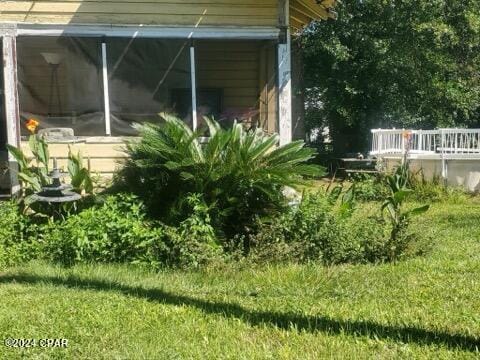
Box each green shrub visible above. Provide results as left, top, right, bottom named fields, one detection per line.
left=0, top=202, right=42, bottom=268
left=408, top=176, right=471, bottom=203
left=341, top=206, right=391, bottom=263
left=41, top=194, right=222, bottom=269
left=348, top=173, right=389, bottom=202
left=170, top=194, right=223, bottom=268
left=250, top=192, right=391, bottom=265
left=113, top=115, right=324, bottom=250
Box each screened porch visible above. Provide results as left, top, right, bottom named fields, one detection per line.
left=0, top=36, right=280, bottom=183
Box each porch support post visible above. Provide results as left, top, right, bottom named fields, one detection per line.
left=2, top=33, right=21, bottom=195
left=101, top=42, right=111, bottom=135
left=278, top=0, right=292, bottom=146
left=190, top=45, right=198, bottom=131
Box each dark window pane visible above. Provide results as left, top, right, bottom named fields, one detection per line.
left=107, top=38, right=192, bottom=136
left=17, top=36, right=105, bottom=137
left=195, top=40, right=266, bottom=130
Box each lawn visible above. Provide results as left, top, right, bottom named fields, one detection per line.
left=0, top=199, right=479, bottom=359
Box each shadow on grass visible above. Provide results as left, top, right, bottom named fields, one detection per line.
left=0, top=273, right=478, bottom=352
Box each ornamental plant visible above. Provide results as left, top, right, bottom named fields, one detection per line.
left=7, top=119, right=50, bottom=195
left=381, top=156, right=429, bottom=263
left=6, top=119, right=94, bottom=208
left=114, top=114, right=324, bottom=251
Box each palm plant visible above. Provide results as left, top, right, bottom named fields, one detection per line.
left=115, top=114, right=324, bottom=250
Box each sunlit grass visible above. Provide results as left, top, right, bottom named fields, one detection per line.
left=0, top=200, right=479, bottom=359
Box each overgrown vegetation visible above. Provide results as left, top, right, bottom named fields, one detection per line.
left=0, top=202, right=41, bottom=268
left=1, top=198, right=479, bottom=358
left=0, top=179, right=433, bottom=270
left=113, top=115, right=323, bottom=251
left=250, top=192, right=389, bottom=264
left=0, top=194, right=223, bottom=270
left=0, top=116, right=437, bottom=271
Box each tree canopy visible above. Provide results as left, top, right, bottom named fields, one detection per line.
left=300, top=0, right=480, bottom=153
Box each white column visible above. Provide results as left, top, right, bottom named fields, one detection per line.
left=101, top=42, right=111, bottom=135
left=278, top=29, right=292, bottom=146
left=2, top=34, right=21, bottom=194
left=190, top=46, right=198, bottom=131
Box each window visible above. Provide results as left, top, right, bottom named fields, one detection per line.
left=194, top=40, right=277, bottom=132
left=15, top=36, right=277, bottom=138
left=17, top=36, right=105, bottom=137
left=106, top=38, right=192, bottom=136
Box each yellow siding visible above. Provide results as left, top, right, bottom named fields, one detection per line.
left=0, top=0, right=278, bottom=27
left=196, top=40, right=278, bottom=131
left=196, top=41, right=260, bottom=110
left=20, top=141, right=128, bottom=178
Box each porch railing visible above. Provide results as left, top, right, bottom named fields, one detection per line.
left=371, top=128, right=480, bottom=156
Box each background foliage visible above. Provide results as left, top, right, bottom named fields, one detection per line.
left=301, top=0, right=480, bottom=153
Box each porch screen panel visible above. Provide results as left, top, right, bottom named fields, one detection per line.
left=195, top=40, right=277, bottom=132
left=107, top=38, right=192, bottom=136
left=17, top=37, right=104, bottom=137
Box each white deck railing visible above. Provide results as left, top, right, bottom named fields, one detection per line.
left=371, top=128, right=480, bottom=156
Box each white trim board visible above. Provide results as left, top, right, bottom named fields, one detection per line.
left=13, top=24, right=280, bottom=40
left=278, top=29, right=292, bottom=146
left=190, top=46, right=198, bottom=131
left=101, top=42, right=111, bottom=135
left=2, top=35, right=21, bottom=194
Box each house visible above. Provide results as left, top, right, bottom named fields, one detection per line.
left=0, top=0, right=336, bottom=194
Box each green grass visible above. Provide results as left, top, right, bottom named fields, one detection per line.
left=1, top=200, right=479, bottom=359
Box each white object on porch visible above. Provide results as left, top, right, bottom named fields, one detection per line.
left=371, top=128, right=480, bottom=192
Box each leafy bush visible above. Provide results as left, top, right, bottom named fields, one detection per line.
left=349, top=168, right=468, bottom=204
left=347, top=173, right=389, bottom=202
left=67, top=148, right=94, bottom=194
left=171, top=194, right=223, bottom=268
left=408, top=175, right=471, bottom=203
left=113, top=115, right=324, bottom=250
left=250, top=192, right=391, bottom=265
left=0, top=202, right=42, bottom=268
left=41, top=194, right=222, bottom=269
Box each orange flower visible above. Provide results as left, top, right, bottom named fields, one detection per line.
left=25, top=118, right=39, bottom=134
left=402, top=130, right=412, bottom=140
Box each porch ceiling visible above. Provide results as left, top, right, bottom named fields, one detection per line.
left=290, top=0, right=337, bottom=31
